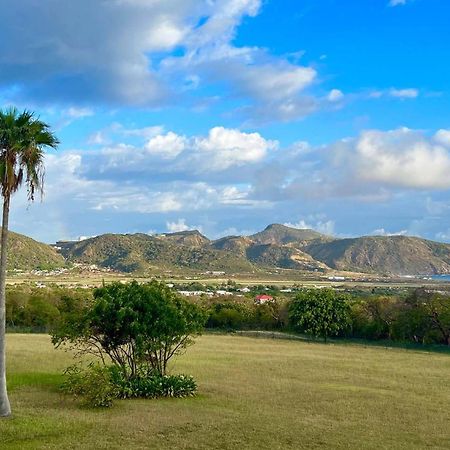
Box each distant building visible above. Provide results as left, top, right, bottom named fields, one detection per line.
left=178, top=291, right=213, bottom=297
left=238, top=287, right=251, bottom=293
left=255, top=294, right=274, bottom=305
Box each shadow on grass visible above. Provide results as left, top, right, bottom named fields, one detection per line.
left=7, top=372, right=63, bottom=392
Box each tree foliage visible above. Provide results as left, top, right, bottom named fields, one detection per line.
left=391, top=290, right=450, bottom=345
left=289, top=289, right=351, bottom=342
left=52, top=280, right=206, bottom=377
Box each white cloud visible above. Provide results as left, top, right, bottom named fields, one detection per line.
left=372, top=228, right=408, bottom=236
left=10, top=124, right=450, bottom=243
left=388, top=88, right=419, bottom=99
left=194, top=127, right=277, bottom=170
left=145, top=132, right=187, bottom=159
left=88, top=123, right=164, bottom=146
left=232, top=64, right=316, bottom=103
left=284, top=217, right=335, bottom=235
left=166, top=219, right=200, bottom=233
left=88, top=131, right=109, bottom=146
left=367, top=88, right=420, bottom=100
left=90, top=126, right=277, bottom=175
left=0, top=0, right=257, bottom=105
left=434, top=129, right=450, bottom=147
left=389, top=0, right=409, bottom=6
left=57, top=107, right=95, bottom=128
left=436, top=229, right=450, bottom=242
left=65, top=107, right=94, bottom=119
left=119, top=125, right=165, bottom=139
left=257, top=127, right=450, bottom=205
left=350, top=128, right=450, bottom=189
left=92, top=191, right=183, bottom=214
left=0, top=0, right=324, bottom=122
left=327, top=89, right=344, bottom=102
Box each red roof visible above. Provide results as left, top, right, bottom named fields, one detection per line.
left=255, top=295, right=274, bottom=300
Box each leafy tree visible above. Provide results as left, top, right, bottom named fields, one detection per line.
left=392, top=290, right=450, bottom=345
left=289, top=288, right=351, bottom=342
left=206, top=301, right=249, bottom=330
left=52, top=280, right=206, bottom=377
left=351, top=296, right=399, bottom=340
left=0, top=108, right=58, bottom=417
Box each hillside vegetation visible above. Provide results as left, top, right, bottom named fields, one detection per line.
left=4, top=232, right=65, bottom=271
left=7, top=224, right=450, bottom=275
left=59, top=232, right=255, bottom=274
left=305, top=235, right=450, bottom=275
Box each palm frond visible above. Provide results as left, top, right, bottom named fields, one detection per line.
left=0, top=107, right=58, bottom=200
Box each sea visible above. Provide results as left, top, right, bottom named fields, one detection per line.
left=430, top=275, right=450, bottom=282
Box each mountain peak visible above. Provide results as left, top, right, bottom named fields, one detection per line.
left=251, top=224, right=330, bottom=245
left=161, top=229, right=210, bottom=246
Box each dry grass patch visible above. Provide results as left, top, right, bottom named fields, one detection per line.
left=1, top=334, right=450, bottom=449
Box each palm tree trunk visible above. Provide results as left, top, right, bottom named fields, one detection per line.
left=0, top=194, right=11, bottom=417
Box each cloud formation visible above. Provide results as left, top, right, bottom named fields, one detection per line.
left=0, top=0, right=319, bottom=123
left=9, top=121, right=450, bottom=242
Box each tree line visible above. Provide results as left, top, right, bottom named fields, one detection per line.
left=5, top=284, right=450, bottom=347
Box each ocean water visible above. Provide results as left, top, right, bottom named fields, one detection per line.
left=430, top=275, right=450, bottom=282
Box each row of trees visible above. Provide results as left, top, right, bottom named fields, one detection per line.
left=203, top=289, right=450, bottom=346
left=9, top=283, right=449, bottom=347
left=5, top=285, right=450, bottom=347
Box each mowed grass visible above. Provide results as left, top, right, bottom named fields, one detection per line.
left=1, top=335, right=450, bottom=449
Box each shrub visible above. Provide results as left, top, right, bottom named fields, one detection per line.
left=61, top=363, right=117, bottom=408
left=61, top=364, right=197, bottom=407
left=110, top=366, right=197, bottom=399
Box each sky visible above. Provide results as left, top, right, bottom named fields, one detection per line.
left=1, top=0, right=450, bottom=243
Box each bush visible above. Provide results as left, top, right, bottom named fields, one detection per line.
left=61, top=363, right=117, bottom=408
left=61, top=364, right=197, bottom=407
left=110, top=366, right=197, bottom=399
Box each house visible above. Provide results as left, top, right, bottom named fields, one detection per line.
left=254, top=294, right=274, bottom=305
left=238, top=287, right=251, bottom=293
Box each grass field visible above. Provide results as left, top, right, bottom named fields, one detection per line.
left=1, top=334, right=450, bottom=449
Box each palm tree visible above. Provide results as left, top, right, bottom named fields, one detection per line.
left=0, top=108, right=58, bottom=417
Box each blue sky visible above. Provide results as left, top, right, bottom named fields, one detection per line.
left=1, top=0, right=450, bottom=243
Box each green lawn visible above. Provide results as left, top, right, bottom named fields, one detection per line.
left=1, top=334, right=450, bottom=449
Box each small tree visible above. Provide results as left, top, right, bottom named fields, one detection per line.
left=289, top=288, right=351, bottom=342
left=52, top=280, right=206, bottom=377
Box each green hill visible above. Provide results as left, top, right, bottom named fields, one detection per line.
left=246, top=243, right=328, bottom=271
left=304, top=235, right=450, bottom=275
left=250, top=224, right=332, bottom=246
left=62, top=232, right=255, bottom=274
left=7, top=224, right=450, bottom=276
left=159, top=230, right=210, bottom=247
left=4, top=232, right=65, bottom=271
left=211, top=236, right=254, bottom=256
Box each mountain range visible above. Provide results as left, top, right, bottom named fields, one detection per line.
left=5, top=224, right=450, bottom=276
